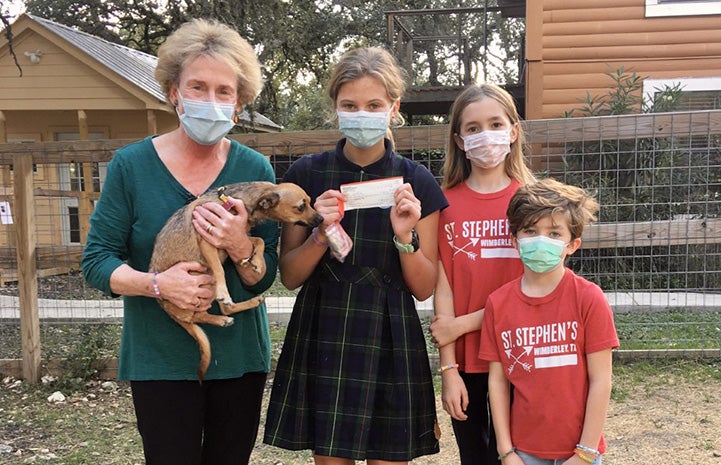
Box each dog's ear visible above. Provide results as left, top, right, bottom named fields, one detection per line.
left=257, top=192, right=281, bottom=210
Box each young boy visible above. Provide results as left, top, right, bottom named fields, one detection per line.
left=478, top=178, right=619, bottom=465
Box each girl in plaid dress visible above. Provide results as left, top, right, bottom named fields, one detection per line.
left=263, top=47, right=447, bottom=464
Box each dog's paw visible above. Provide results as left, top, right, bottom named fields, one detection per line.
left=216, top=295, right=233, bottom=306
left=220, top=316, right=234, bottom=327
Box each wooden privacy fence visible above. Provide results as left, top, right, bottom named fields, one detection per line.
left=1, top=109, right=720, bottom=381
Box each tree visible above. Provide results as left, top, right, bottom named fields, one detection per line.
left=21, top=0, right=525, bottom=129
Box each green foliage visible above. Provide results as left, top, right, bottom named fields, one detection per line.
left=56, top=324, right=119, bottom=390
left=566, top=66, right=644, bottom=117
left=561, top=66, right=721, bottom=291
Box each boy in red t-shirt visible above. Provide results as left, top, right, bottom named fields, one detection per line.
left=479, top=178, right=619, bottom=465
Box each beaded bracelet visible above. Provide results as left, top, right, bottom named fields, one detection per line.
left=311, top=227, right=328, bottom=247
left=498, top=447, right=516, bottom=460
left=575, top=444, right=600, bottom=456
left=438, top=363, right=459, bottom=373
left=151, top=272, right=161, bottom=298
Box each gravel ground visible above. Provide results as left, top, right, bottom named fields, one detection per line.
left=0, top=270, right=110, bottom=300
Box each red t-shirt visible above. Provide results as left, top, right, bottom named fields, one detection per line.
left=479, top=268, right=620, bottom=458
left=438, top=180, right=524, bottom=373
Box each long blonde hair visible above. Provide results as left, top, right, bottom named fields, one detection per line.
left=442, top=83, right=535, bottom=189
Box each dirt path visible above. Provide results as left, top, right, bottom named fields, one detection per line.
left=253, top=369, right=721, bottom=464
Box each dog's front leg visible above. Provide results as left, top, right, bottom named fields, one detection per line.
left=199, top=239, right=233, bottom=306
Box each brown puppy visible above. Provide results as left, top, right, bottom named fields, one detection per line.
left=149, top=181, right=323, bottom=380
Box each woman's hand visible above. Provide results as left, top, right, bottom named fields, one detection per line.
left=390, top=183, right=421, bottom=239
left=192, top=196, right=254, bottom=261
left=155, top=262, right=215, bottom=311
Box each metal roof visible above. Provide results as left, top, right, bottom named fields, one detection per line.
left=28, top=14, right=164, bottom=101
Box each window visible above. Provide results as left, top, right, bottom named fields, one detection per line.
left=645, top=0, right=721, bottom=17
left=55, top=131, right=106, bottom=244
left=68, top=206, right=80, bottom=244
left=643, top=77, right=721, bottom=110
left=67, top=161, right=101, bottom=193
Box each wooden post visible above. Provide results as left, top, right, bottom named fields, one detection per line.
left=147, top=109, right=157, bottom=136
left=15, top=153, right=41, bottom=383
left=77, top=110, right=94, bottom=243
left=0, top=111, right=6, bottom=143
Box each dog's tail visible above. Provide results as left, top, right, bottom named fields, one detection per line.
left=178, top=321, right=211, bottom=382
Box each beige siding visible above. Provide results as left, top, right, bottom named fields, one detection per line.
left=0, top=33, right=147, bottom=111
left=2, top=110, right=176, bottom=142
left=526, top=0, right=721, bottom=119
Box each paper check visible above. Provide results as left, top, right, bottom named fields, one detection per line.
left=340, top=176, right=403, bottom=211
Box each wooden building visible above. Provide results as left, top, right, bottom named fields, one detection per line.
left=525, top=0, right=721, bottom=119
left=0, top=14, right=280, bottom=144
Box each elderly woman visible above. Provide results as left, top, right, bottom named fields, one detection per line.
left=82, top=19, right=276, bottom=465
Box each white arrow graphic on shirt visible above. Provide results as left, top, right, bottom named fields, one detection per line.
left=450, top=238, right=480, bottom=260
left=505, top=346, right=533, bottom=374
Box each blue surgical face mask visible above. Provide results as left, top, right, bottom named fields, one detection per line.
left=337, top=110, right=389, bottom=149
left=177, top=93, right=236, bottom=146
left=517, top=235, right=568, bottom=273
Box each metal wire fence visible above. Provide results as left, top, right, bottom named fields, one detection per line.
left=0, top=110, right=720, bottom=379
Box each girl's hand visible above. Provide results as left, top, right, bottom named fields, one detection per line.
left=390, top=183, right=421, bottom=237
left=441, top=370, right=469, bottom=421
left=313, top=189, right=346, bottom=229
left=430, top=314, right=459, bottom=348
left=155, top=262, right=214, bottom=312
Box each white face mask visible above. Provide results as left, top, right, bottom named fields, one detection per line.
left=337, top=110, right=389, bottom=149
left=176, top=93, right=236, bottom=146
left=462, top=129, right=511, bottom=169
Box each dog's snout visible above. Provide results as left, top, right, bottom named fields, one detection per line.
left=296, top=213, right=323, bottom=228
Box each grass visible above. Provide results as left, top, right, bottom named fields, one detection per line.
left=2, top=308, right=719, bottom=363
left=614, top=310, right=721, bottom=350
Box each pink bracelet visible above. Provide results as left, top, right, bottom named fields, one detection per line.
left=151, top=272, right=161, bottom=298
left=438, top=363, right=459, bottom=373
left=311, top=227, right=328, bottom=247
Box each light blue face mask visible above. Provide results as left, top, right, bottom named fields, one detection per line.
left=337, top=110, right=389, bottom=149
left=517, top=235, right=568, bottom=273
left=176, top=94, right=236, bottom=146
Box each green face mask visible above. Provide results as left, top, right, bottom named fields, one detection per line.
left=517, top=235, right=567, bottom=273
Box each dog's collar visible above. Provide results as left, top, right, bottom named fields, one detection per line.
left=216, top=186, right=235, bottom=212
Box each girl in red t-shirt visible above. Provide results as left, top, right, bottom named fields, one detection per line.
left=433, top=83, right=535, bottom=465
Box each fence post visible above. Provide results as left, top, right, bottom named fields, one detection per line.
left=14, top=153, right=41, bottom=383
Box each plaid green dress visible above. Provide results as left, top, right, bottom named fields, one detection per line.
left=264, top=140, right=447, bottom=461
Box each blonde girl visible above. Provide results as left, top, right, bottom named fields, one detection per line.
left=432, top=83, right=534, bottom=465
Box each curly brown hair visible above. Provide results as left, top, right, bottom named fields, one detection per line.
left=507, top=178, right=600, bottom=240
